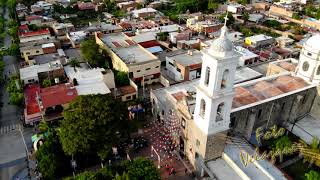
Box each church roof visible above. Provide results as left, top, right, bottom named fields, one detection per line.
left=232, top=75, right=309, bottom=109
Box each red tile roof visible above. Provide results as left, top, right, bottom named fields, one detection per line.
left=139, top=40, right=160, bottom=48
left=274, top=76, right=306, bottom=92
left=232, top=75, right=308, bottom=108
left=233, top=87, right=259, bottom=108
left=278, top=62, right=296, bottom=72
left=171, top=91, right=186, bottom=101
left=25, top=15, right=42, bottom=22
left=40, top=84, right=78, bottom=109
left=19, top=29, right=50, bottom=37
left=118, top=85, right=136, bottom=95
left=77, top=2, right=95, bottom=10
left=19, top=24, right=29, bottom=31
left=24, top=84, right=41, bottom=115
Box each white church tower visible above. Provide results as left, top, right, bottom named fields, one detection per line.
left=193, top=16, right=240, bottom=161
left=296, top=34, right=320, bottom=84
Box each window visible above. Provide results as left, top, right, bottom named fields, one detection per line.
left=257, top=109, right=262, bottom=118
left=36, top=50, right=40, bottom=53
left=196, top=139, right=200, bottom=147
left=205, top=67, right=210, bottom=86
left=302, top=61, right=309, bottom=71
left=221, top=69, right=229, bottom=89
left=137, top=70, right=141, bottom=72
left=317, top=66, right=320, bottom=75
left=26, top=52, right=30, bottom=55
left=302, top=95, right=307, bottom=104
left=168, top=62, right=175, bottom=67
left=216, top=103, right=224, bottom=122
left=200, top=99, right=206, bottom=117
left=126, top=96, right=131, bottom=100
left=281, top=102, right=285, bottom=110
left=176, top=68, right=181, bottom=72
left=307, top=52, right=312, bottom=56
left=132, top=95, right=136, bottom=99
left=230, top=117, right=236, bottom=128
left=162, top=110, right=165, bottom=115
left=146, top=68, right=151, bottom=71
left=129, top=72, right=133, bottom=78
left=181, top=118, right=186, bottom=129
left=155, top=66, right=159, bottom=68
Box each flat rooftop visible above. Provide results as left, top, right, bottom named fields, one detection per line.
left=207, top=158, right=242, bottom=180
left=286, top=115, right=320, bottom=145
left=224, top=141, right=287, bottom=180
left=34, top=53, right=65, bottom=64
left=167, top=50, right=202, bottom=67
left=101, top=33, right=158, bottom=64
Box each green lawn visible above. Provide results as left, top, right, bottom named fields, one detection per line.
left=283, top=160, right=318, bottom=180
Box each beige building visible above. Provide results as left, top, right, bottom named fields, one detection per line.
left=95, top=32, right=161, bottom=86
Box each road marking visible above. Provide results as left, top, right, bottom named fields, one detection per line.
left=0, top=123, right=21, bottom=135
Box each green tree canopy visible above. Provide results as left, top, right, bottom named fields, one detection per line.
left=80, top=39, right=105, bottom=67
left=122, top=157, right=160, bottom=180
left=219, top=13, right=235, bottom=26
left=67, top=157, right=159, bottom=180
left=271, top=135, right=292, bottom=162
left=58, top=95, right=129, bottom=156
left=305, top=170, right=320, bottom=180
left=114, top=71, right=129, bottom=86
left=36, top=131, right=69, bottom=179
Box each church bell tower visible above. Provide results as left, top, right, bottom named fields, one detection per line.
left=193, top=16, right=240, bottom=161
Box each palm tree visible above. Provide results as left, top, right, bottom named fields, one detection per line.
left=68, top=58, right=80, bottom=72
left=296, top=138, right=320, bottom=168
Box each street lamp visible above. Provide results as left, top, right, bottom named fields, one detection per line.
left=150, top=145, right=161, bottom=169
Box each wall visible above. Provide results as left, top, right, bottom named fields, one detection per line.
left=20, top=34, right=51, bottom=43
left=231, top=88, right=317, bottom=140
left=21, top=47, right=44, bottom=60
left=42, top=46, right=57, bottom=54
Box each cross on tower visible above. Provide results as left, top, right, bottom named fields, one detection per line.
left=224, top=13, right=229, bottom=26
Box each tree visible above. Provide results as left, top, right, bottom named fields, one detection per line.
left=219, top=13, right=235, bottom=26
left=36, top=131, right=69, bottom=179
left=243, top=12, right=250, bottom=23
left=80, top=39, right=105, bottom=67
left=300, top=138, right=320, bottom=167
left=305, top=170, right=320, bottom=180
left=122, top=157, right=160, bottom=180
left=272, top=135, right=292, bottom=163
left=42, top=79, right=51, bottom=88
left=208, top=0, right=219, bottom=12
left=67, top=58, right=80, bottom=72
left=58, top=95, right=129, bottom=156
left=115, top=71, right=129, bottom=86
left=7, top=43, right=20, bottom=56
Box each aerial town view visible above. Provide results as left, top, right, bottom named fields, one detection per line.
left=1, top=0, right=320, bottom=179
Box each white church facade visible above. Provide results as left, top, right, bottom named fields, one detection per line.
left=150, top=22, right=320, bottom=178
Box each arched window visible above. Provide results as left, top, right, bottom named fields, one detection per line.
left=221, top=69, right=229, bottom=89
left=200, top=99, right=206, bottom=117
left=205, top=67, right=210, bottom=86
left=216, top=103, right=224, bottom=122
left=316, top=66, right=320, bottom=75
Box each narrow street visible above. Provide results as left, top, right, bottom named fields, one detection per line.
left=0, top=6, right=33, bottom=180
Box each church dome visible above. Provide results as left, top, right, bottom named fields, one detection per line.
left=208, top=25, right=235, bottom=58
left=303, top=34, right=320, bottom=54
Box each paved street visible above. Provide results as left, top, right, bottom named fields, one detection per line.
left=0, top=7, right=33, bottom=180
